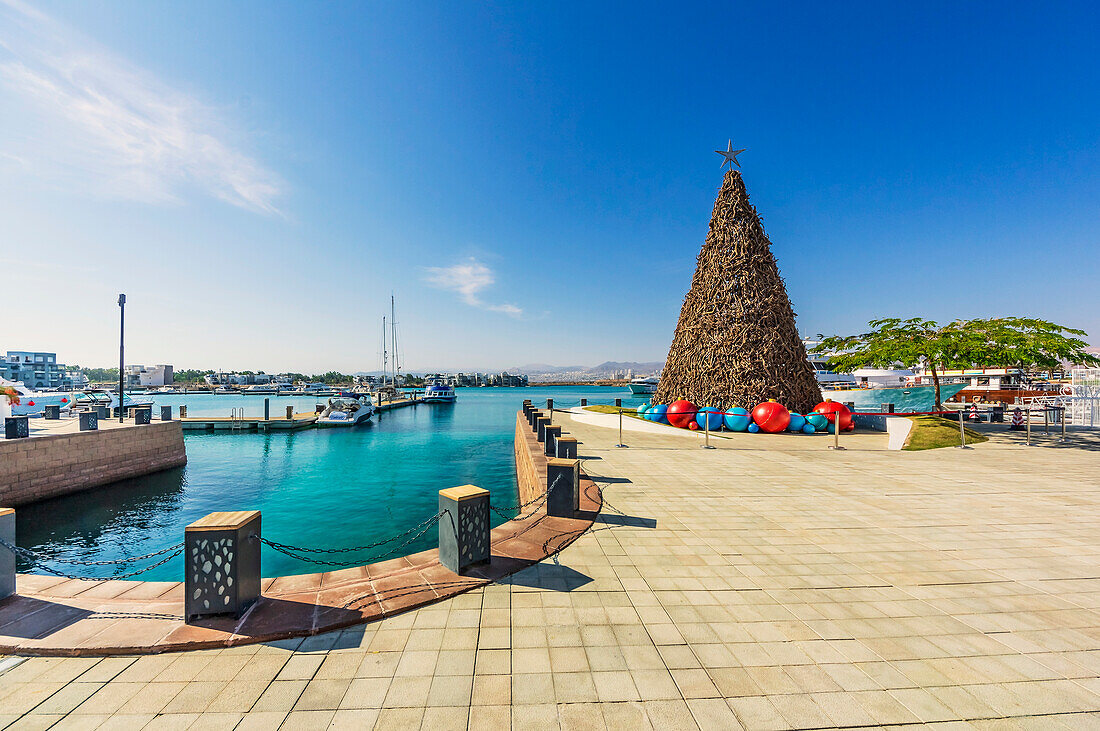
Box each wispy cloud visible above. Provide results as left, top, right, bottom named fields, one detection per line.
left=423, top=259, right=523, bottom=318
left=0, top=0, right=282, bottom=213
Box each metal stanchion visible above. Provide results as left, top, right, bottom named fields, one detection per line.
left=1043, top=407, right=1049, bottom=435
left=1026, top=407, right=1032, bottom=446
left=615, top=398, right=626, bottom=448
left=956, top=407, right=970, bottom=449
left=828, top=411, right=845, bottom=450
left=1060, top=407, right=1066, bottom=443
left=702, top=408, right=715, bottom=449
left=547, top=398, right=553, bottom=424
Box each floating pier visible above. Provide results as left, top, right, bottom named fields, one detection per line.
left=179, top=395, right=423, bottom=432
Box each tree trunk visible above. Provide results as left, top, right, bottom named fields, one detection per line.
left=931, top=362, right=942, bottom=413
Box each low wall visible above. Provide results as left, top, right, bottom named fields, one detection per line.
left=514, top=411, right=545, bottom=505
left=0, top=421, right=187, bottom=506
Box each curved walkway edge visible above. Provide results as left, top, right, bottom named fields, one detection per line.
left=0, top=412, right=601, bottom=656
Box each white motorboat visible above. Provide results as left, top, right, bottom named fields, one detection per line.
left=74, top=388, right=155, bottom=411
left=316, top=395, right=375, bottom=427
left=243, top=384, right=278, bottom=395
left=301, top=382, right=338, bottom=397
left=0, top=378, right=79, bottom=416
left=423, top=380, right=456, bottom=403
left=627, top=376, right=659, bottom=395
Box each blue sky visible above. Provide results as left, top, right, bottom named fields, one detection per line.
left=2, top=1, right=1097, bottom=373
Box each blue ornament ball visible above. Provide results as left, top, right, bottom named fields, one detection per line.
left=747, top=423, right=760, bottom=433
left=636, top=403, right=648, bottom=418
left=696, top=406, right=723, bottom=431
left=648, top=404, right=668, bottom=423
left=805, top=413, right=828, bottom=431
left=802, top=423, right=816, bottom=434
left=788, top=412, right=806, bottom=432
left=723, top=406, right=751, bottom=432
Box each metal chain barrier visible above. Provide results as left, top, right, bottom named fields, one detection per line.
left=0, top=536, right=184, bottom=581
left=251, top=511, right=444, bottom=568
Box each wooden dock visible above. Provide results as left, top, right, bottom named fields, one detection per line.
left=180, top=397, right=422, bottom=432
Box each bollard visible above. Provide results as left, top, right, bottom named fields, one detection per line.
left=556, top=435, right=578, bottom=459
left=580, top=398, right=587, bottom=407
left=4, top=416, right=29, bottom=440
left=264, top=398, right=270, bottom=421
left=161, top=405, right=173, bottom=421
left=956, top=408, right=969, bottom=449
left=544, top=425, right=562, bottom=457
left=536, top=416, right=551, bottom=443
left=546, top=399, right=553, bottom=424
left=185, top=511, right=262, bottom=622
left=78, top=411, right=99, bottom=431
left=44, top=405, right=60, bottom=420
left=286, top=405, right=294, bottom=420
left=0, top=508, right=14, bottom=601
left=438, top=485, right=490, bottom=575
left=529, top=409, right=543, bottom=430
left=179, top=405, right=187, bottom=418
left=522, top=401, right=533, bottom=418
left=134, top=406, right=152, bottom=425
left=546, top=458, right=580, bottom=518
left=615, top=398, right=626, bottom=448
left=96, top=405, right=110, bottom=419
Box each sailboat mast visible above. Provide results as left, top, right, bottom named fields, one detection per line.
left=390, top=294, right=397, bottom=387
left=382, top=315, right=388, bottom=385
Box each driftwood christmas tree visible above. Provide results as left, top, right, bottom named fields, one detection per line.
left=653, top=163, right=822, bottom=413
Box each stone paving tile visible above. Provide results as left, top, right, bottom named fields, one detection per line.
left=5, top=417, right=1100, bottom=727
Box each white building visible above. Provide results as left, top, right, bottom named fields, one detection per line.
left=125, top=364, right=175, bottom=387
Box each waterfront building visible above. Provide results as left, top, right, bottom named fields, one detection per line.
left=124, top=364, right=175, bottom=388
left=0, top=350, right=68, bottom=389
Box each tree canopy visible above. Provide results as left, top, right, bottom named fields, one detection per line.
left=811, top=317, right=1100, bottom=410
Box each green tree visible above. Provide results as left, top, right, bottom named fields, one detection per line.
left=811, top=317, right=1100, bottom=411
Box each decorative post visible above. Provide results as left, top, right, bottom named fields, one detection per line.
left=536, top=415, right=551, bottom=443
left=44, top=405, right=60, bottom=420
left=528, top=409, right=542, bottom=429
left=286, top=405, right=294, bottom=421
left=96, top=405, right=110, bottom=419
left=546, top=459, right=580, bottom=518
left=438, top=485, right=490, bottom=575
left=580, top=398, right=587, bottom=407
left=555, top=436, right=578, bottom=459
left=134, top=406, right=152, bottom=425
left=185, top=511, right=261, bottom=622
left=4, top=416, right=29, bottom=440
left=615, top=398, right=626, bottom=448
left=544, top=425, right=562, bottom=457
left=546, top=398, right=553, bottom=424
left=161, top=405, right=173, bottom=421
left=0, top=508, right=14, bottom=601
left=264, top=398, right=270, bottom=421
left=78, top=411, right=99, bottom=431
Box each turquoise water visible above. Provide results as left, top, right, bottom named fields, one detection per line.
left=15, top=386, right=643, bottom=580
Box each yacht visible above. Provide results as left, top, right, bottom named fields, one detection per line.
left=423, top=380, right=457, bottom=403
left=301, top=382, right=338, bottom=397
left=316, top=395, right=375, bottom=427
left=627, top=376, right=659, bottom=395
left=0, top=378, right=79, bottom=416
left=74, top=388, right=155, bottom=411
left=243, top=384, right=278, bottom=395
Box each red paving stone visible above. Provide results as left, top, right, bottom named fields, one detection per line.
left=0, top=411, right=599, bottom=656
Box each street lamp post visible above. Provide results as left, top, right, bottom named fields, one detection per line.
left=118, top=294, right=126, bottom=422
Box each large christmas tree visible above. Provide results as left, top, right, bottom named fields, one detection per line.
left=654, top=153, right=822, bottom=412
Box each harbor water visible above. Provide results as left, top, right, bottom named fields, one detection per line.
left=15, top=387, right=647, bottom=580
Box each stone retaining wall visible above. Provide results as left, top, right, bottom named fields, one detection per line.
left=0, top=422, right=187, bottom=507
left=514, top=411, right=546, bottom=505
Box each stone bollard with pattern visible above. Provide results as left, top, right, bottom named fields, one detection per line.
left=546, top=458, right=580, bottom=518
left=78, top=411, right=99, bottom=432
left=185, top=511, right=262, bottom=622
left=535, top=416, right=551, bottom=443
left=555, top=435, right=578, bottom=459
left=438, top=485, right=490, bottom=575
left=544, top=425, right=562, bottom=457
left=4, top=416, right=29, bottom=440
left=161, top=405, right=173, bottom=421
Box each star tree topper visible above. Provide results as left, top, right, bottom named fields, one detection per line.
left=715, top=140, right=747, bottom=170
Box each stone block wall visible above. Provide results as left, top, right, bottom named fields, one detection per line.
left=514, top=411, right=547, bottom=506
left=0, top=422, right=187, bottom=507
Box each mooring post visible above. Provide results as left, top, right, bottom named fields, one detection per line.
left=536, top=415, right=551, bottom=443
left=556, top=435, right=578, bottom=459
left=184, top=511, right=261, bottom=622
left=544, top=425, right=562, bottom=457
left=547, top=398, right=553, bottom=424
left=615, top=398, right=626, bottom=448
left=179, top=405, right=187, bottom=418
left=0, top=508, right=14, bottom=601
left=580, top=398, right=587, bottom=407
left=546, top=458, right=580, bottom=518
left=264, top=398, right=270, bottom=421
left=161, top=405, right=173, bottom=421
left=438, top=485, right=490, bottom=575
left=286, top=405, right=294, bottom=421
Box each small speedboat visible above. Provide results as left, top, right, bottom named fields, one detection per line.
left=316, top=395, right=375, bottom=427
left=74, top=388, right=155, bottom=411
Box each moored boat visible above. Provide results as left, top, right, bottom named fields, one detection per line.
left=316, top=395, right=375, bottom=427
left=423, top=380, right=456, bottom=403
left=627, top=376, right=659, bottom=395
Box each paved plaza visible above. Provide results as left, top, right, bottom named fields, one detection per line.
left=2, top=417, right=1100, bottom=728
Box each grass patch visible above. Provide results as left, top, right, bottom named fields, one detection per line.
left=903, top=415, right=988, bottom=451
left=584, top=405, right=643, bottom=419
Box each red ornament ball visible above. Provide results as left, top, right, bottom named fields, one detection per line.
left=666, top=400, right=698, bottom=429
left=752, top=401, right=790, bottom=433
left=688, top=421, right=700, bottom=430
left=813, top=401, right=854, bottom=431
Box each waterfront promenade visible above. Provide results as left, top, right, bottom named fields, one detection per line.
left=2, top=417, right=1100, bottom=728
